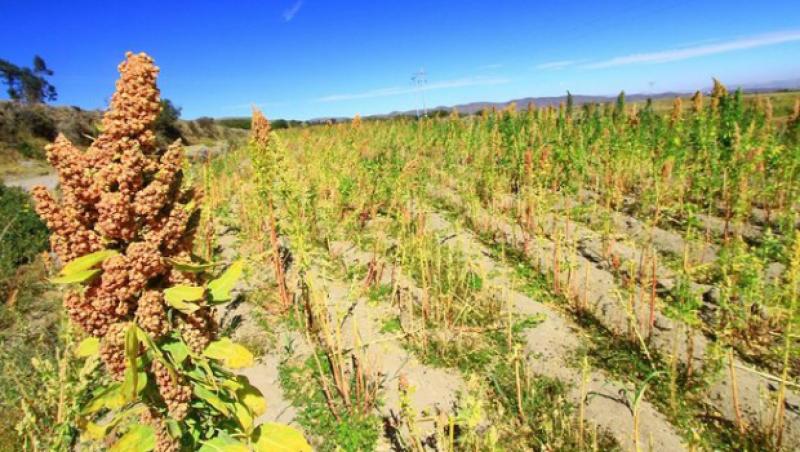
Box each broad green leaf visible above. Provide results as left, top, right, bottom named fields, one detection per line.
left=252, top=423, right=312, bottom=452
left=165, top=419, right=181, bottom=439
left=167, top=258, right=219, bottom=273
left=164, top=285, right=204, bottom=314
left=233, top=401, right=254, bottom=432
left=193, top=383, right=231, bottom=416
left=82, top=404, right=147, bottom=441
left=83, top=421, right=109, bottom=441
left=198, top=433, right=249, bottom=452
left=75, top=337, right=100, bottom=357
left=51, top=268, right=100, bottom=284
left=81, top=384, right=124, bottom=415
left=236, top=376, right=266, bottom=417
left=109, top=424, right=155, bottom=452
left=203, top=338, right=254, bottom=369
left=208, top=260, right=243, bottom=302
left=162, top=339, right=191, bottom=366
left=120, top=370, right=147, bottom=403
left=61, top=249, right=118, bottom=276
left=221, top=376, right=245, bottom=392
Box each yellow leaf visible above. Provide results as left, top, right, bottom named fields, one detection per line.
left=109, top=424, right=155, bottom=452
left=83, top=421, right=109, bottom=441
left=236, top=376, right=267, bottom=417
left=203, top=338, right=254, bottom=369
left=198, top=433, right=249, bottom=452
left=51, top=268, right=101, bottom=284
left=164, top=285, right=204, bottom=314
left=208, top=260, right=243, bottom=303
left=234, top=401, right=254, bottom=432
left=75, top=337, right=100, bottom=358
left=81, top=384, right=124, bottom=415
left=252, top=423, right=311, bottom=452
left=61, top=249, right=118, bottom=276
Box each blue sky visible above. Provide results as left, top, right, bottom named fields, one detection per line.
left=1, top=0, right=799, bottom=119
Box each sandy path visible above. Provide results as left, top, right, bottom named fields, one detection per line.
left=2, top=172, right=57, bottom=191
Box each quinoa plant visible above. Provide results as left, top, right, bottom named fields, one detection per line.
left=30, top=52, right=309, bottom=451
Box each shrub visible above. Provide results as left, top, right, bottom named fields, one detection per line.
left=0, top=182, right=48, bottom=297
left=153, top=98, right=183, bottom=144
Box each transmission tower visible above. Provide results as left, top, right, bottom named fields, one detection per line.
left=412, top=68, right=428, bottom=118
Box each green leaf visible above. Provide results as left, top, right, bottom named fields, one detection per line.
left=134, top=328, right=180, bottom=388
left=162, top=339, right=191, bottom=366
left=198, top=433, right=249, bottom=452
left=50, top=268, right=101, bottom=284
left=123, top=324, right=140, bottom=401
left=83, top=421, right=109, bottom=441
left=203, top=338, right=254, bottom=369
left=109, top=424, right=155, bottom=452
left=165, top=419, right=181, bottom=439
left=120, top=370, right=147, bottom=403
left=233, top=401, right=254, bottom=432
left=61, top=249, right=118, bottom=276
left=236, top=376, right=266, bottom=417
left=167, top=258, right=220, bottom=273
left=81, top=384, right=124, bottom=415
left=208, top=260, right=243, bottom=303
left=193, top=383, right=231, bottom=416
left=164, top=285, right=205, bottom=314
left=75, top=337, right=100, bottom=358
left=82, top=405, right=147, bottom=441
left=252, top=423, right=312, bottom=452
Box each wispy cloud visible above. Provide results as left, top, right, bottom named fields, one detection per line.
left=477, top=63, right=503, bottom=70
left=283, top=0, right=304, bottom=22
left=586, top=29, right=800, bottom=69
left=316, top=76, right=511, bottom=102
left=536, top=60, right=578, bottom=70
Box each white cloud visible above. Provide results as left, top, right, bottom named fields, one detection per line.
left=477, top=63, right=503, bottom=70
left=283, top=1, right=304, bottom=22
left=316, top=76, right=511, bottom=102
left=586, top=29, right=800, bottom=69
left=536, top=60, right=578, bottom=70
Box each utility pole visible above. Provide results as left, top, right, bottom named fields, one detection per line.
left=412, top=68, right=427, bottom=118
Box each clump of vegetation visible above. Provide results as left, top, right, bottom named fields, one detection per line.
left=0, top=55, right=57, bottom=104
left=0, top=182, right=48, bottom=296
left=22, top=51, right=309, bottom=451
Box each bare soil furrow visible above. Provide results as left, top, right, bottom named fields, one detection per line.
left=334, top=210, right=687, bottom=450
left=429, top=185, right=800, bottom=448
left=305, top=252, right=465, bottom=447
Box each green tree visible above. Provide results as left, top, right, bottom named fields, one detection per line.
left=0, top=56, right=57, bottom=104
left=566, top=90, right=574, bottom=117
left=614, top=90, right=626, bottom=122
left=153, top=98, right=182, bottom=141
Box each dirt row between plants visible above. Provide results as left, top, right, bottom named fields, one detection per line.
left=423, top=208, right=687, bottom=451
left=576, top=188, right=800, bottom=244
left=331, top=212, right=686, bottom=450
left=428, top=185, right=800, bottom=448
left=492, top=190, right=720, bottom=267
left=492, top=188, right=790, bottom=363
left=304, top=249, right=464, bottom=450
left=213, top=221, right=307, bottom=430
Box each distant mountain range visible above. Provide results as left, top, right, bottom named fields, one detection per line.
left=365, top=77, right=800, bottom=119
